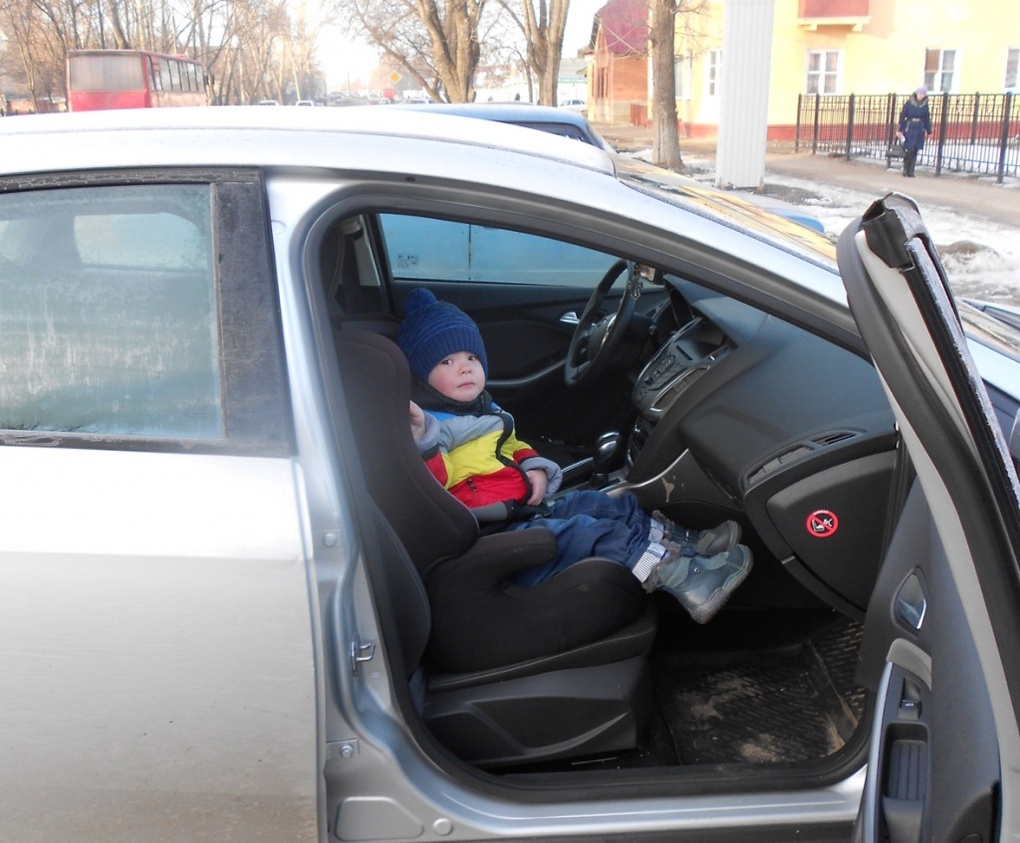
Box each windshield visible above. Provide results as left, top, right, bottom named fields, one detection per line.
left=614, top=156, right=838, bottom=270
left=959, top=300, right=1020, bottom=364
left=616, top=156, right=1020, bottom=368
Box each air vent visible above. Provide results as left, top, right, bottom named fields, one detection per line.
left=745, top=430, right=862, bottom=487
left=811, top=430, right=857, bottom=447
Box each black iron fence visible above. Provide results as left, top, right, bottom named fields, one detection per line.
left=795, top=92, right=1019, bottom=183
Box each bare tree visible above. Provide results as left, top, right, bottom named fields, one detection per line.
left=336, top=0, right=487, bottom=101
left=647, top=0, right=680, bottom=169
left=0, top=0, right=66, bottom=109
left=498, top=0, right=569, bottom=105
left=0, top=0, right=317, bottom=107
left=648, top=0, right=711, bottom=170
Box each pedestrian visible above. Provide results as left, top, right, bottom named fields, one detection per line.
left=897, top=86, right=933, bottom=178
left=398, top=287, right=753, bottom=624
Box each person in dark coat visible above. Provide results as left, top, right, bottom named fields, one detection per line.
left=897, top=87, right=933, bottom=177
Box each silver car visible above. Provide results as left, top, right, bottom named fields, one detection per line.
left=1, top=106, right=1018, bottom=842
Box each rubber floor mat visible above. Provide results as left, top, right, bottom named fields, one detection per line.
left=652, top=616, right=865, bottom=765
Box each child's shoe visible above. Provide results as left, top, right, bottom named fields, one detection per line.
left=645, top=541, right=752, bottom=624
left=651, top=514, right=742, bottom=557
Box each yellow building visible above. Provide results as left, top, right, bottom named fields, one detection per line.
left=667, top=0, right=1020, bottom=138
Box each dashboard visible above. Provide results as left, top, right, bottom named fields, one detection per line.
left=626, top=280, right=898, bottom=617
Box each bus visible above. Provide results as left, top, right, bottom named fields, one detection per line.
left=67, top=50, right=209, bottom=112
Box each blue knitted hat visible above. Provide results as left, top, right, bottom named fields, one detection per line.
left=396, top=288, right=488, bottom=381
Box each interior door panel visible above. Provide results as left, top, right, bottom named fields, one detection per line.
left=838, top=194, right=1020, bottom=842
left=856, top=484, right=997, bottom=843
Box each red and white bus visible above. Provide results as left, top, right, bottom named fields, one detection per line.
left=67, top=49, right=209, bottom=112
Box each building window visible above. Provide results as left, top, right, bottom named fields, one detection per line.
left=1006, top=48, right=1019, bottom=91
left=806, top=50, right=840, bottom=94
left=673, top=54, right=692, bottom=100
left=924, top=49, right=957, bottom=93
left=706, top=50, right=721, bottom=97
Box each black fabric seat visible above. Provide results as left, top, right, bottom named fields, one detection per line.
left=333, top=330, right=657, bottom=767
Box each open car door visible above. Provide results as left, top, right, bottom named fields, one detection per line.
left=837, top=193, right=1020, bottom=842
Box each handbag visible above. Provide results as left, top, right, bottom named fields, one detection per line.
left=887, top=140, right=905, bottom=159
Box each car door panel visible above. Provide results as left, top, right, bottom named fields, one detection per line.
left=0, top=170, right=319, bottom=841
left=856, top=483, right=997, bottom=843
left=0, top=447, right=318, bottom=840
left=838, top=194, right=1020, bottom=841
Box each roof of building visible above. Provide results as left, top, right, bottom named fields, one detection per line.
left=595, top=0, right=649, bottom=55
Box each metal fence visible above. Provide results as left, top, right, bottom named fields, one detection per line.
left=795, top=92, right=1020, bottom=183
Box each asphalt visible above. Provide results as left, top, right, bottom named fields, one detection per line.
left=594, top=123, right=1020, bottom=230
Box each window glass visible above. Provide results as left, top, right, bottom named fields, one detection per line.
left=924, top=48, right=957, bottom=92
left=159, top=59, right=173, bottom=93
left=706, top=50, right=721, bottom=97
left=673, top=54, right=692, bottom=100
left=168, top=60, right=182, bottom=91
left=379, top=214, right=617, bottom=288
left=1006, top=48, right=1019, bottom=91
left=68, top=54, right=144, bottom=92
left=0, top=184, right=223, bottom=438
left=148, top=55, right=162, bottom=92
left=806, top=49, right=840, bottom=94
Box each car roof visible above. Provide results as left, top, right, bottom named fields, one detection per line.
left=0, top=105, right=616, bottom=177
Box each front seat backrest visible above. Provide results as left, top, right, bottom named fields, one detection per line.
left=333, top=330, right=479, bottom=574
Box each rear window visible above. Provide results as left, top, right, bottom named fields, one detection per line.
left=68, top=54, right=145, bottom=92
left=0, top=184, right=222, bottom=437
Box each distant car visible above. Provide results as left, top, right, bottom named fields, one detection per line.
left=399, top=101, right=613, bottom=150
left=1, top=105, right=1019, bottom=843
left=257, top=99, right=279, bottom=106
left=560, top=98, right=587, bottom=113
left=295, top=100, right=315, bottom=107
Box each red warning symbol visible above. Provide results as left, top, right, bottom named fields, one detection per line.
left=806, top=510, right=839, bottom=538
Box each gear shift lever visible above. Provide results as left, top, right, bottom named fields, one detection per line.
left=590, top=431, right=621, bottom=488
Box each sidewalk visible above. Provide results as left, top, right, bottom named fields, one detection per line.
left=594, top=123, right=1020, bottom=230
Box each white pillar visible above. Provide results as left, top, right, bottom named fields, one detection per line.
left=716, top=0, right=775, bottom=189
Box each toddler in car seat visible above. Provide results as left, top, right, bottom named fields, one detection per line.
left=398, top=288, right=752, bottom=624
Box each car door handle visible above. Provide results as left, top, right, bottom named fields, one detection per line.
left=560, top=311, right=580, bottom=326
left=894, top=571, right=928, bottom=632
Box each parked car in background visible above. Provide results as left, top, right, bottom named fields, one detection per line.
left=258, top=98, right=279, bottom=105
left=560, top=98, right=587, bottom=113
left=399, top=101, right=614, bottom=150
left=296, top=99, right=316, bottom=107
left=1, top=105, right=1018, bottom=843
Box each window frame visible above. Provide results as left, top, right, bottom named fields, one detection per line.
left=0, top=169, right=292, bottom=456
left=1006, top=48, right=1019, bottom=92
left=924, top=48, right=958, bottom=93
left=673, top=53, right=693, bottom=101
left=806, top=49, right=841, bottom=95
left=705, top=49, right=721, bottom=98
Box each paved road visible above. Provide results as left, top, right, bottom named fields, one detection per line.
left=595, top=124, right=1020, bottom=229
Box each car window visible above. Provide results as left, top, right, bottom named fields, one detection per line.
left=379, top=213, right=618, bottom=288
left=0, top=184, right=222, bottom=438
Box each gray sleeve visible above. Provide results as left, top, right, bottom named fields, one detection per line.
left=519, top=456, right=563, bottom=498
left=414, top=412, right=442, bottom=453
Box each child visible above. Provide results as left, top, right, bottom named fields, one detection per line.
left=398, top=288, right=752, bottom=624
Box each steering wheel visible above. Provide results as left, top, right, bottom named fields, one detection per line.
left=564, top=260, right=638, bottom=386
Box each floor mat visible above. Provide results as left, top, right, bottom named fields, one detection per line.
left=652, top=614, right=866, bottom=765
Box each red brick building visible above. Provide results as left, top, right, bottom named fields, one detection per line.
left=587, top=0, right=649, bottom=125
